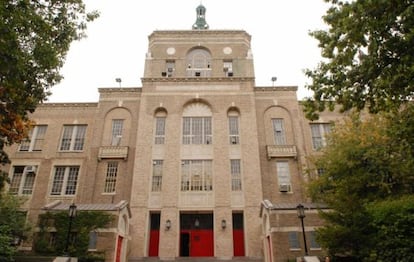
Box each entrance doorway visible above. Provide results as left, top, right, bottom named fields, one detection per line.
left=148, top=213, right=160, bottom=256
left=180, top=213, right=214, bottom=257
left=232, top=212, right=245, bottom=256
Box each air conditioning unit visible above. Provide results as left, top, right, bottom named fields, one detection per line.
left=25, top=166, right=37, bottom=173
left=279, top=184, right=291, bottom=192
left=230, top=136, right=238, bottom=144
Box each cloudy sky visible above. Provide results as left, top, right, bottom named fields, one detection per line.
left=48, top=0, right=329, bottom=102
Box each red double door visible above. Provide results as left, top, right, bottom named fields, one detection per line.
left=179, top=213, right=214, bottom=257
left=148, top=213, right=245, bottom=257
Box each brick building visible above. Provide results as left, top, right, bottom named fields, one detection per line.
left=3, top=4, right=342, bottom=262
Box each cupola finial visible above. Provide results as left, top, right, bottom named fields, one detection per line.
left=192, top=4, right=209, bottom=30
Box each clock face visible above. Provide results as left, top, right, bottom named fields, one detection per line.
left=223, top=47, right=232, bottom=55
left=166, top=47, right=176, bottom=55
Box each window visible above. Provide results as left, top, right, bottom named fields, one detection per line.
left=277, top=161, right=291, bottom=192
left=151, top=160, right=163, bottom=192
left=181, top=160, right=212, bottom=191
left=19, top=125, right=47, bottom=152
left=111, top=120, right=124, bottom=146
left=309, top=231, right=321, bottom=249
left=231, top=159, right=242, bottom=191
left=50, top=166, right=79, bottom=195
left=228, top=113, right=240, bottom=145
left=223, top=61, right=233, bottom=76
left=155, top=117, right=166, bottom=144
left=182, top=117, right=212, bottom=145
left=104, top=162, right=118, bottom=193
left=272, top=119, right=286, bottom=145
left=9, top=166, right=36, bottom=195
left=310, top=123, right=331, bottom=150
left=288, top=232, right=300, bottom=249
left=165, top=60, right=175, bottom=77
left=186, top=49, right=212, bottom=77
left=88, top=231, right=98, bottom=250
left=59, top=125, right=87, bottom=151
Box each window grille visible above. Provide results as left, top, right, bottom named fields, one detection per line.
left=231, top=159, right=242, bottom=191
left=104, top=162, right=118, bottom=193
left=111, top=120, right=124, bottom=146
left=151, top=160, right=163, bottom=192
left=310, top=123, right=331, bottom=150
left=51, top=166, right=79, bottom=195
left=181, top=160, right=212, bottom=191
left=182, top=117, right=212, bottom=145
left=60, top=125, right=87, bottom=151
left=272, top=118, right=286, bottom=145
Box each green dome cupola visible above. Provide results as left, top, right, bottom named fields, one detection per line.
left=192, top=4, right=209, bottom=30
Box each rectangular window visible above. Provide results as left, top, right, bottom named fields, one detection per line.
left=51, top=166, right=79, bottom=196
left=181, top=160, right=212, bottom=191
left=166, top=60, right=175, bottom=77
left=223, top=61, right=233, bottom=76
left=288, top=232, right=300, bottom=249
left=310, top=123, right=331, bottom=150
left=272, top=119, right=286, bottom=145
left=309, top=231, right=321, bottom=249
left=9, top=166, right=36, bottom=195
left=151, top=160, right=163, bottom=192
left=104, top=162, right=118, bottom=193
left=19, top=125, right=48, bottom=152
left=277, top=161, right=291, bottom=192
left=231, top=159, right=242, bottom=191
left=111, top=120, right=124, bottom=146
left=228, top=116, right=240, bottom=144
left=154, top=117, right=166, bottom=144
left=59, top=125, right=87, bottom=151
left=182, top=117, right=212, bottom=145
left=88, top=231, right=98, bottom=250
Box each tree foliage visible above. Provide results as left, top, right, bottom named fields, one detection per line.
left=0, top=0, right=98, bottom=167
left=304, top=0, right=414, bottom=120
left=35, top=211, right=113, bottom=258
left=308, top=105, right=414, bottom=261
left=0, top=195, right=29, bottom=261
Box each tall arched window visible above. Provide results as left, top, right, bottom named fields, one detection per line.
left=228, top=109, right=240, bottom=145
left=182, top=102, right=212, bottom=145
left=186, top=48, right=212, bottom=77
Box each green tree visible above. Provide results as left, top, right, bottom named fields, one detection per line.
left=0, top=1, right=98, bottom=259
left=308, top=106, right=414, bottom=261
left=304, top=0, right=414, bottom=120
left=35, top=211, right=113, bottom=259
left=0, top=0, right=99, bottom=169
left=0, top=195, right=29, bottom=261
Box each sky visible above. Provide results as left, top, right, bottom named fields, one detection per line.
left=48, top=0, right=329, bottom=102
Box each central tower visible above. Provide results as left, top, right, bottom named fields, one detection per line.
left=192, top=4, right=209, bottom=30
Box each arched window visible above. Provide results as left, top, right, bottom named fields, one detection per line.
left=182, top=102, right=212, bottom=145
left=186, top=48, right=212, bottom=77
left=154, top=109, right=167, bottom=144
left=228, top=109, right=240, bottom=145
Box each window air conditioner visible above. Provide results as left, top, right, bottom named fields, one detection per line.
left=279, top=184, right=291, bottom=192
left=25, top=166, right=37, bottom=173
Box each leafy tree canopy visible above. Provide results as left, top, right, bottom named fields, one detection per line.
left=0, top=0, right=99, bottom=170
left=308, top=105, right=414, bottom=261
left=0, top=195, right=29, bottom=260
left=304, top=0, right=414, bottom=120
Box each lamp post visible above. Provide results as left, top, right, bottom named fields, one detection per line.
left=297, top=204, right=308, bottom=256
left=64, top=203, right=77, bottom=256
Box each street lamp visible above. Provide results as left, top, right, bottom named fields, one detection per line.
left=64, top=203, right=77, bottom=256
left=296, top=204, right=308, bottom=256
